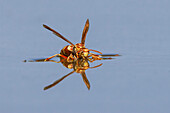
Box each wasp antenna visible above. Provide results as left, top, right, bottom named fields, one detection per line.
left=90, top=63, right=103, bottom=69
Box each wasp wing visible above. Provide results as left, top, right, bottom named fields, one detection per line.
left=44, top=71, right=75, bottom=90
left=81, top=72, right=90, bottom=90
left=81, top=19, right=89, bottom=46
left=43, top=24, right=74, bottom=45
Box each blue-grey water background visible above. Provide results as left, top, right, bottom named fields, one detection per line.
left=1, top=0, right=170, bottom=113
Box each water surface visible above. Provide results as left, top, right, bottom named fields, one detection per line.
left=1, top=0, right=170, bottom=113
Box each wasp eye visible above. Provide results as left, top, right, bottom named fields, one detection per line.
left=83, top=51, right=89, bottom=57
left=83, top=62, right=89, bottom=67
left=68, top=64, right=73, bottom=69
left=67, top=45, right=73, bottom=51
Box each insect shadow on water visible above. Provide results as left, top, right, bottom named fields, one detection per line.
left=24, top=19, right=120, bottom=90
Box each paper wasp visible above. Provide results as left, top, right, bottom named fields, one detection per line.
left=43, top=19, right=118, bottom=62
left=24, top=19, right=120, bottom=90
left=24, top=53, right=119, bottom=90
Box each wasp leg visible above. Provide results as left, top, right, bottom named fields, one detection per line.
left=89, top=63, right=103, bottom=69
left=88, top=53, right=100, bottom=58
left=88, top=58, right=97, bottom=62
left=67, top=54, right=77, bottom=62
left=44, top=54, right=67, bottom=61
left=100, top=54, right=121, bottom=57
left=76, top=50, right=85, bottom=59
left=48, top=60, right=61, bottom=63
left=88, top=49, right=102, bottom=54
left=89, top=53, right=113, bottom=61
left=87, top=54, right=102, bottom=62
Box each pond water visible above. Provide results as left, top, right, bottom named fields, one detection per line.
left=1, top=0, right=170, bottom=113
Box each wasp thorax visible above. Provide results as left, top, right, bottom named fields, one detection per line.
left=75, top=43, right=84, bottom=51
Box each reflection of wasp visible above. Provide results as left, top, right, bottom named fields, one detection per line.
left=43, top=19, right=119, bottom=62
left=26, top=57, right=102, bottom=90
left=43, top=57, right=103, bottom=90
